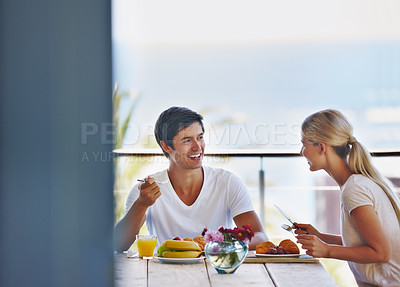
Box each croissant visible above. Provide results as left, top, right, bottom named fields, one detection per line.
left=183, top=237, right=193, bottom=241
left=193, top=236, right=206, bottom=251
left=278, top=239, right=300, bottom=254
left=256, top=241, right=276, bottom=254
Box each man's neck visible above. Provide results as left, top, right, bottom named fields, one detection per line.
left=168, top=165, right=203, bottom=189
left=167, top=165, right=204, bottom=205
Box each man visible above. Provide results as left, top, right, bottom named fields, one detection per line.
left=114, top=107, right=268, bottom=252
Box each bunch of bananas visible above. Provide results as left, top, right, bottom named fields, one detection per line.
left=157, top=240, right=202, bottom=258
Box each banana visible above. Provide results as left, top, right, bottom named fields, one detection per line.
left=162, top=250, right=201, bottom=258
left=163, top=240, right=201, bottom=251
left=157, top=245, right=169, bottom=257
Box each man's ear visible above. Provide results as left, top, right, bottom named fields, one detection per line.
left=160, top=140, right=173, bottom=155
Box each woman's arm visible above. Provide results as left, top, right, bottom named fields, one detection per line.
left=297, top=205, right=390, bottom=263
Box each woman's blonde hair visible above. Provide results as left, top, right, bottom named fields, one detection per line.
left=302, top=109, right=400, bottom=221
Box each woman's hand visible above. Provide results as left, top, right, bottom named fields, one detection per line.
left=294, top=222, right=329, bottom=258
left=296, top=234, right=330, bottom=258
left=138, top=176, right=162, bottom=207
left=292, top=222, right=320, bottom=237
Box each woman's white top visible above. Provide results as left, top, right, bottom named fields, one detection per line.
left=341, top=174, right=400, bottom=286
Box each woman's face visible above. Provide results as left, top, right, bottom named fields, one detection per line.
left=300, top=136, right=324, bottom=171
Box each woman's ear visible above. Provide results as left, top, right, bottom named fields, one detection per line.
left=319, top=142, right=327, bottom=155
left=160, top=140, right=172, bottom=155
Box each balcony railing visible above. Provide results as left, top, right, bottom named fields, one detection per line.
left=113, top=148, right=400, bottom=226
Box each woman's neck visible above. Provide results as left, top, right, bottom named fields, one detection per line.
left=325, top=151, right=354, bottom=187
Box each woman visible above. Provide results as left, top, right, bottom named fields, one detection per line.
left=295, top=109, right=400, bottom=286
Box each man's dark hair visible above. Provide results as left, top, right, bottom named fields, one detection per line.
left=154, top=107, right=204, bottom=158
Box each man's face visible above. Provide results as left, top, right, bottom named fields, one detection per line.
left=167, top=121, right=205, bottom=170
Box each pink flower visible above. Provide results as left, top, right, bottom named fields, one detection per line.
left=211, top=245, right=221, bottom=253
left=201, top=225, right=254, bottom=244
left=204, top=230, right=224, bottom=243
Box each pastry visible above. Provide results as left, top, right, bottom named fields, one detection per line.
left=278, top=239, right=300, bottom=254
left=256, top=241, right=276, bottom=254
left=193, top=236, right=206, bottom=250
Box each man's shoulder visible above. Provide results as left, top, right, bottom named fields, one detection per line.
left=203, top=166, right=248, bottom=195
left=204, top=166, right=233, bottom=176
left=203, top=166, right=241, bottom=182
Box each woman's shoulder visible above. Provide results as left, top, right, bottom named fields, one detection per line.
left=341, top=175, right=378, bottom=211
left=346, top=174, right=379, bottom=189
left=342, top=174, right=382, bottom=199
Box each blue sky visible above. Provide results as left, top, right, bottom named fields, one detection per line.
left=112, top=0, right=400, bottom=151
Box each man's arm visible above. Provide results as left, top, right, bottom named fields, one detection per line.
left=114, top=199, right=147, bottom=253
left=113, top=178, right=161, bottom=252
left=234, top=211, right=269, bottom=250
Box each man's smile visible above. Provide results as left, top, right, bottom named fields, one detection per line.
left=189, top=153, right=202, bottom=159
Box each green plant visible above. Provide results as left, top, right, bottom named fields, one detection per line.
left=112, top=84, right=142, bottom=223
left=112, top=83, right=141, bottom=151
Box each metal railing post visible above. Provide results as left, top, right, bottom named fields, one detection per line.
left=259, top=157, right=265, bottom=227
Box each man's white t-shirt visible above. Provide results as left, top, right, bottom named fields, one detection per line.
left=125, top=166, right=255, bottom=246
left=341, top=174, right=400, bottom=286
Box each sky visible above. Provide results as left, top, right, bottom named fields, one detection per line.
left=113, top=0, right=400, bottom=45
left=111, top=0, right=400, bottom=152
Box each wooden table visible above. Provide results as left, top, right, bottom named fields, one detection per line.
left=114, top=253, right=338, bottom=287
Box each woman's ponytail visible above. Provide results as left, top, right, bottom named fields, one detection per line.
left=348, top=140, right=374, bottom=177
left=349, top=140, right=400, bottom=222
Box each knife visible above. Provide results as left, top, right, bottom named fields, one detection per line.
left=273, top=204, right=304, bottom=230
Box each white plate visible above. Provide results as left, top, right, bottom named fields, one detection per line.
left=154, top=256, right=205, bottom=264
left=255, top=253, right=301, bottom=258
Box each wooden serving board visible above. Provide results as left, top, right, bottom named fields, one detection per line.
left=244, top=251, right=319, bottom=263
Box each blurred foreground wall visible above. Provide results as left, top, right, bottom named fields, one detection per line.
left=0, top=1, right=114, bottom=286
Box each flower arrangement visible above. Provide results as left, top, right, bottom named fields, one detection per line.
left=202, top=225, right=254, bottom=245
left=202, top=225, right=254, bottom=274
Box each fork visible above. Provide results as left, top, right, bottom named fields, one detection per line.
left=137, top=179, right=169, bottom=185
left=281, top=224, right=296, bottom=236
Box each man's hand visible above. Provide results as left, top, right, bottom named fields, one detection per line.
left=137, top=176, right=162, bottom=207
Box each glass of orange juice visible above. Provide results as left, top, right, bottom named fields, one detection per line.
left=136, top=234, right=157, bottom=259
